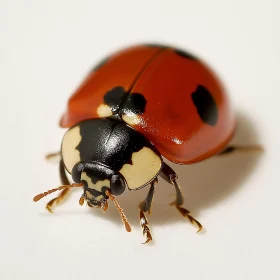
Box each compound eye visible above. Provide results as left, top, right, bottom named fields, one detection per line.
left=71, top=162, right=85, bottom=183
left=110, top=173, right=126, bottom=196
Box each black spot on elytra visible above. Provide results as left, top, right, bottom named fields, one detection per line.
left=175, top=49, right=197, bottom=61
left=103, top=86, right=147, bottom=116
left=191, top=85, right=218, bottom=126
left=104, top=87, right=126, bottom=113
left=122, top=93, right=146, bottom=115
left=91, top=56, right=110, bottom=72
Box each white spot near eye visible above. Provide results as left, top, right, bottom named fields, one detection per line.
left=97, top=104, right=113, bottom=117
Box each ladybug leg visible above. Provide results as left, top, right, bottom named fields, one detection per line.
left=139, top=178, right=156, bottom=215
left=160, top=163, right=203, bottom=233
left=45, top=152, right=61, bottom=162
left=218, top=145, right=263, bottom=156
left=46, top=188, right=71, bottom=213
left=139, top=210, right=152, bottom=244
left=46, top=159, right=72, bottom=213
left=138, top=180, right=156, bottom=244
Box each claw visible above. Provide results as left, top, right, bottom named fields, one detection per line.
left=46, top=199, right=55, bottom=213
left=79, top=196, right=85, bottom=206
left=45, top=188, right=72, bottom=213
left=142, top=230, right=152, bottom=244
left=140, top=210, right=153, bottom=244
left=175, top=205, right=203, bottom=232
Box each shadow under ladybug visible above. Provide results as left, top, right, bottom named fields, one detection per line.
left=35, top=112, right=263, bottom=243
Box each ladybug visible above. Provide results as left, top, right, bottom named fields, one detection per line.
left=34, top=44, right=236, bottom=243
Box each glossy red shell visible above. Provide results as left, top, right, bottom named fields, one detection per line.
left=60, top=45, right=235, bottom=164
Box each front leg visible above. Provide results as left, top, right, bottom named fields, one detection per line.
left=45, top=152, right=61, bottom=162
left=160, top=162, right=203, bottom=232
left=138, top=180, right=156, bottom=244
left=46, top=159, right=72, bottom=213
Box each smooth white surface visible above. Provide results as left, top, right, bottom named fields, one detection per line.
left=0, top=1, right=279, bottom=279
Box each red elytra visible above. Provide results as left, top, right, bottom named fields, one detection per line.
left=60, top=45, right=235, bottom=164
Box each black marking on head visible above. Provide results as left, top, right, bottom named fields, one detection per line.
left=91, top=56, right=110, bottom=72
left=122, top=93, right=147, bottom=115
left=82, top=180, right=102, bottom=197
left=191, top=85, right=218, bottom=126
left=84, top=165, right=112, bottom=185
left=174, top=49, right=197, bottom=61
left=72, top=161, right=114, bottom=184
left=104, top=87, right=127, bottom=113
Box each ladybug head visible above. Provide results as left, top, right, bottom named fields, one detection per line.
left=33, top=160, right=131, bottom=232
left=71, top=161, right=127, bottom=209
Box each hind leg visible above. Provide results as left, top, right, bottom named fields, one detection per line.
left=160, top=163, right=203, bottom=233
left=217, top=145, right=263, bottom=155
left=45, top=152, right=60, bottom=162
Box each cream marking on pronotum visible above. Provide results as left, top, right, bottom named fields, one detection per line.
left=120, top=147, right=162, bottom=190
left=61, top=126, right=82, bottom=173
left=97, top=104, right=113, bottom=117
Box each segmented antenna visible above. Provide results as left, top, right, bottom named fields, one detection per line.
left=105, top=190, right=131, bottom=232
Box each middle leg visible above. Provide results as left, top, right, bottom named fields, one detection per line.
left=138, top=179, right=156, bottom=244
left=217, top=145, right=263, bottom=156
left=46, top=159, right=72, bottom=213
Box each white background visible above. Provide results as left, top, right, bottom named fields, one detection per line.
left=0, top=0, right=279, bottom=279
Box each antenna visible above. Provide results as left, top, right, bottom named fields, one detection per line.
left=33, top=183, right=84, bottom=202
left=105, top=190, right=131, bottom=232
